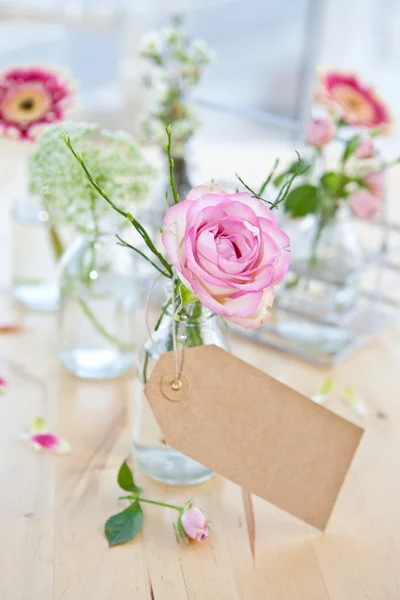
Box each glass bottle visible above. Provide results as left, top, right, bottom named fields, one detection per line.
left=276, top=205, right=363, bottom=353
left=133, top=294, right=230, bottom=485
left=12, top=196, right=61, bottom=311
left=58, top=232, right=139, bottom=379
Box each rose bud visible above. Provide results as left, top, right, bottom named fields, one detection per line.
left=179, top=506, right=209, bottom=543
left=349, top=189, right=380, bottom=220
left=355, top=137, right=375, bottom=159
left=305, top=117, right=334, bottom=148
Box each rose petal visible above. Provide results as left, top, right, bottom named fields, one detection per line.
left=225, top=287, right=275, bottom=329
left=23, top=417, right=71, bottom=454
left=0, top=377, right=7, bottom=394
left=29, top=433, right=71, bottom=454
left=186, top=183, right=227, bottom=201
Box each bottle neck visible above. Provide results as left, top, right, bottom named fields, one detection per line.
left=167, top=299, right=215, bottom=324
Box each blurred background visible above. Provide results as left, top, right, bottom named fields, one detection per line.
left=0, top=0, right=399, bottom=154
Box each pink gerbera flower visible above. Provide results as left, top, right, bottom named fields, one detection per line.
left=0, top=66, right=73, bottom=141
left=317, top=70, right=391, bottom=130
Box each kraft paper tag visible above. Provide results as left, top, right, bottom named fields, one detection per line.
left=145, top=345, right=364, bottom=530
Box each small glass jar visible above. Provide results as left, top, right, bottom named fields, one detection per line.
left=12, top=197, right=61, bottom=311
left=58, top=232, right=139, bottom=379
left=277, top=205, right=363, bottom=352
left=133, top=294, right=230, bottom=486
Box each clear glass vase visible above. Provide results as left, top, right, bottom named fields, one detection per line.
left=12, top=197, right=61, bottom=311
left=133, top=295, right=230, bottom=485
left=277, top=206, right=363, bottom=353
left=58, top=232, right=139, bottom=379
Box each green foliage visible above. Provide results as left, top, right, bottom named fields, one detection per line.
left=117, top=460, right=142, bottom=494
left=104, top=503, right=144, bottom=547
left=320, top=171, right=351, bottom=198
left=341, top=135, right=361, bottom=164
left=178, top=282, right=198, bottom=311
left=284, top=184, right=319, bottom=217
left=29, top=121, right=155, bottom=234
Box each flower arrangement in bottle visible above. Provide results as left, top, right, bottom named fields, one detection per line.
left=30, top=121, right=155, bottom=378
left=1, top=65, right=75, bottom=310
left=61, top=124, right=301, bottom=474
left=274, top=70, right=399, bottom=277
left=139, top=15, right=214, bottom=200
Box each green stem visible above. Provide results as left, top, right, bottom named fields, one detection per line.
left=154, top=298, right=172, bottom=331
left=185, top=302, right=204, bottom=347
left=61, top=133, right=173, bottom=278
left=116, top=235, right=171, bottom=279
left=166, top=125, right=180, bottom=204
left=137, top=497, right=182, bottom=511
left=258, top=158, right=279, bottom=196
left=48, top=226, right=64, bottom=261
left=77, top=298, right=133, bottom=351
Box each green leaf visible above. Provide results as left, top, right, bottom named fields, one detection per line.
left=179, top=283, right=198, bottom=310
left=342, top=135, right=361, bottom=164
left=284, top=184, right=318, bottom=217
left=321, top=172, right=341, bottom=193
left=105, top=502, right=143, bottom=547
left=320, top=378, right=335, bottom=395
left=117, top=460, right=141, bottom=493
left=31, top=417, right=47, bottom=434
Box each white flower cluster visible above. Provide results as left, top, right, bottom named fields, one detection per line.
left=29, top=121, right=155, bottom=234
left=138, top=16, right=214, bottom=158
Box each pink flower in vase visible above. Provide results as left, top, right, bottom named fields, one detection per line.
left=349, top=189, right=381, bottom=220
left=355, top=137, right=375, bottom=159
left=0, top=66, right=74, bottom=141
left=364, top=171, right=384, bottom=199
left=180, top=506, right=209, bottom=542
left=318, top=70, right=392, bottom=129
left=162, top=183, right=290, bottom=329
left=305, top=117, right=335, bottom=148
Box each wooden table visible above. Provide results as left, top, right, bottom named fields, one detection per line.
left=1, top=141, right=400, bottom=600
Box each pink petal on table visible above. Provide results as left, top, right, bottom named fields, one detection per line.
left=0, top=377, right=7, bottom=394
left=23, top=417, right=71, bottom=454
left=0, top=323, right=22, bottom=333
left=29, top=433, right=71, bottom=454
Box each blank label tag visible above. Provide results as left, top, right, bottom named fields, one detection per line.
left=145, top=345, right=364, bottom=530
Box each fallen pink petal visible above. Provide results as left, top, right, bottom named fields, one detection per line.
left=0, top=322, right=22, bottom=333
left=23, top=417, right=71, bottom=454
left=0, top=376, right=7, bottom=394
left=29, top=433, right=71, bottom=454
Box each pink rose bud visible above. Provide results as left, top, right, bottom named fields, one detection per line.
left=349, top=189, right=381, bottom=220
left=355, top=137, right=375, bottom=159
left=364, top=171, right=384, bottom=200
left=305, top=117, right=335, bottom=148
left=0, top=377, right=7, bottom=394
left=180, top=507, right=209, bottom=542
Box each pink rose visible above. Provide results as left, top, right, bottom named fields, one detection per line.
left=349, top=189, right=380, bottom=220
left=180, top=507, right=209, bottom=542
left=162, top=184, right=290, bottom=329
left=364, top=171, right=384, bottom=199
left=355, top=137, right=374, bottom=159
left=305, top=117, right=335, bottom=148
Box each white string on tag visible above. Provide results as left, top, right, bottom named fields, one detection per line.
left=170, top=276, right=182, bottom=391
left=144, top=272, right=184, bottom=393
